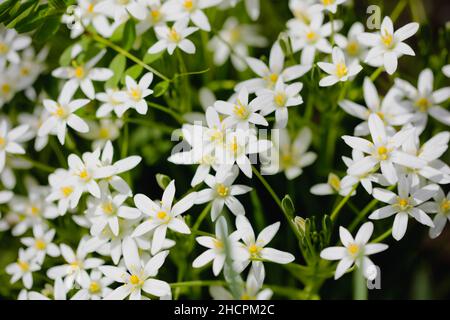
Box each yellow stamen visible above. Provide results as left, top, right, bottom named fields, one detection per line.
left=347, top=243, right=359, bottom=256
left=1, top=83, right=11, bottom=94
left=20, top=67, right=30, bottom=76
left=441, top=199, right=450, bottom=214
left=30, top=206, right=40, bottom=216
left=233, top=104, right=249, bottom=119
left=89, top=281, right=101, bottom=293
left=306, top=31, right=317, bottom=43
left=381, top=31, right=393, bottom=48
left=377, top=146, right=388, bottom=160
left=335, top=63, right=348, bottom=78
left=151, top=9, right=161, bottom=21
left=168, top=28, right=181, bottom=42
left=102, top=202, right=115, bottom=215
left=74, top=66, right=85, bottom=79
left=0, top=136, right=5, bottom=146
left=328, top=173, right=341, bottom=191
left=87, top=3, right=94, bottom=13
left=61, top=186, right=73, bottom=197
left=35, top=239, right=47, bottom=250
left=248, top=244, right=261, bottom=255
left=214, top=239, right=223, bottom=249
left=0, top=42, right=8, bottom=54
left=281, top=153, right=293, bottom=167
left=99, top=127, right=110, bottom=139
left=78, top=169, right=90, bottom=181
left=18, top=260, right=29, bottom=272
left=229, top=138, right=239, bottom=154
left=183, top=0, right=193, bottom=10
left=346, top=41, right=359, bottom=56
left=415, top=97, right=431, bottom=112
left=129, top=88, right=142, bottom=101
left=216, top=184, right=229, bottom=197
left=274, top=93, right=286, bottom=107
left=157, top=210, right=167, bottom=220
left=129, top=274, right=141, bottom=285
left=53, top=105, right=66, bottom=118
left=322, top=0, right=335, bottom=5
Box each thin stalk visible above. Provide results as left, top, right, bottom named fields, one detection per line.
left=192, top=203, right=212, bottom=232
left=369, top=66, right=384, bottom=82
left=147, top=101, right=185, bottom=124
left=372, top=227, right=392, bottom=243
left=16, top=155, right=56, bottom=172
left=330, top=183, right=359, bottom=221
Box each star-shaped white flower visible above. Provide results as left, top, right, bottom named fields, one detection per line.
left=318, top=47, right=362, bottom=87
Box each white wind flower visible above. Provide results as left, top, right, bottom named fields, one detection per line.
left=208, top=17, right=268, bottom=71
left=195, top=165, right=252, bottom=221
left=192, top=216, right=249, bottom=276
left=214, top=87, right=268, bottom=130
left=359, top=16, right=419, bottom=75
left=216, top=129, right=272, bottom=178
left=28, top=278, right=68, bottom=300
left=310, top=172, right=354, bottom=196
left=131, top=180, right=197, bottom=254
left=67, top=149, right=116, bottom=199
left=136, top=0, right=171, bottom=35
left=237, top=41, right=311, bottom=93
left=165, top=0, right=221, bottom=31
left=335, top=22, right=370, bottom=65
left=287, top=0, right=320, bottom=27
left=113, top=73, right=154, bottom=116
left=400, top=130, right=450, bottom=185
left=253, top=78, right=303, bottom=128
left=20, top=224, right=60, bottom=265
left=339, top=77, right=413, bottom=136
left=318, top=47, right=362, bottom=87
left=38, top=81, right=90, bottom=145
left=95, top=88, right=128, bottom=118
left=0, top=27, right=31, bottom=68
left=369, top=175, right=438, bottom=240
left=100, top=237, right=171, bottom=300
left=6, top=248, right=41, bottom=289
left=95, top=0, right=147, bottom=21
left=0, top=189, right=13, bottom=203
left=261, top=127, right=317, bottom=180
left=395, top=68, right=450, bottom=131
left=71, top=270, right=113, bottom=300
left=87, top=183, right=141, bottom=237
left=313, top=0, right=346, bottom=14
left=52, top=50, right=113, bottom=99
left=97, top=140, right=142, bottom=195
left=234, top=215, right=295, bottom=283
left=419, top=187, right=450, bottom=239
left=288, top=12, right=341, bottom=65
left=148, top=18, right=199, bottom=55
left=47, top=238, right=104, bottom=289
left=81, top=119, right=122, bottom=149
left=210, top=268, right=273, bottom=300
left=0, top=67, right=18, bottom=108
left=443, top=65, right=450, bottom=78
left=1, top=152, right=32, bottom=189
left=46, top=169, right=80, bottom=215
left=18, top=106, right=52, bottom=152
left=13, top=47, right=48, bottom=97
left=342, top=114, right=425, bottom=185
left=0, top=120, right=28, bottom=172
left=320, top=222, right=388, bottom=280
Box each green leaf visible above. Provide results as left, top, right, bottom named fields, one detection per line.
left=121, top=64, right=143, bottom=84
left=143, top=51, right=164, bottom=64
left=6, top=1, right=40, bottom=29
left=32, top=15, right=61, bottom=43
left=122, top=19, right=136, bottom=51
left=155, top=173, right=171, bottom=190
left=153, top=80, right=169, bottom=97
left=59, top=44, right=74, bottom=66
left=105, top=54, right=126, bottom=88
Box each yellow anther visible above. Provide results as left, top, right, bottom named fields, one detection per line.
left=61, top=186, right=73, bottom=197
left=0, top=136, right=5, bottom=146
left=328, top=173, right=341, bottom=191
left=102, top=202, right=115, bottom=215
left=248, top=244, right=261, bottom=255
left=157, top=210, right=167, bottom=220
left=346, top=41, right=359, bottom=56
left=322, top=0, right=335, bottom=5
left=129, top=88, right=142, bottom=101
left=216, top=184, right=229, bottom=197
left=168, top=28, right=181, bottom=42
left=1, top=83, right=11, bottom=94
left=78, top=169, right=90, bottom=181
left=233, top=104, right=248, bottom=119
left=281, top=153, right=293, bottom=167
left=151, top=9, right=161, bottom=21
left=441, top=199, right=450, bottom=213
left=20, top=67, right=30, bottom=76
left=415, top=97, right=431, bottom=112
left=183, top=0, right=193, bottom=10
left=129, top=274, right=141, bottom=285
left=89, top=281, right=101, bottom=293
left=35, top=239, right=47, bottom=250
left=377, top=146, right=388, bottom=160
left=347, top=243, right=359, bottom=256
left=335, top=63, right=348, bottom=78
left=0, top=42, right=8, bottom=54
left=53, top=105, right=66, bottom=118
left=74, top=66, right=85, bottom=79
left=18, top=260, right=29, bottom=272
left=99, top=127, right=110, bottom=139
left=381, top=32, right=393, bottom=48
left=30, top=206, right=40, bottom=216
left=274, top=93, right=286, bottom=107
left=87, top=3, right=94, bottom=13
left=214, top=239, right=223, bottom=249
left=306, top=31, right=317, bottom=42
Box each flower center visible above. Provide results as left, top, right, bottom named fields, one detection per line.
left=1, top=83, right=11, bottom=94
left=274, top=93, right=286, bottom=107
left=61, top=186, right=73, bottom=197
left=70, top=260, right=82, bottom=270
left=0, top=42, right=9, bottom=54
left=183, top=0, right=194, bottom=11
left=335, top=63, right=348, bottom=78
left=129, top=274, right=142, bottom=286
left=99, top=127, right=110, bottom=139
left=0, top=136, right=5, bottom=146
left=213, top=239, right=223, bottom=250
left=168, top=27, right=181, bottom=43
left=322, top=0, right=335, bottom=5
left=248, top=244, right=261, bottom=256
left=74, top=66, right=85, bottom=79
left=157, top=210, right=168, bottom=220
left=281, top=153, right=293, bottom=167
left=347, top=243, right=359, bottom=256
left=89, top=281, right=101, bottom=294
left=415, top=97, right=431, bottom=112
left=30, top=206, right=40, bottom=216
left=306, top=31, right=317, bottom=43
left=102, top=202, right=115, bottom=215
left=396, top=197, right=411, bottom=210
left=346, top=41, right=359, bottom=56
left=229, top=138, right=239, bottom=155
left=328, top=173, right=341, bottom=191
left=53, top=105, right=66, bottom=118
left=20, top=67, right=30, bottom=76
left=216, top=184, right=229, bottom=197
left=18, top=260, right=29, bottom=272
left=233, top=103, right=249, bottom=119
left=381, top=31, right=394, bottom=48
left=377, top=146, right=389, bottom=160
left=77, top=169, right=91, bottom=181
left=35, top=239, right=47, bottom=250
left=151, top=9, right=161, bottom=21
left=87, top=3, right=94, bottom=13
left=441, top=199, right=450, bottom=214
left=129, top=88, right=142, bottom=101
left=241, top=293, right=255, bottom=300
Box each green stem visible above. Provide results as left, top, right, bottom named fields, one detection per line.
left=369, top=67, right=384, bottom=82
left=330, top=183, right=359, bottom=221
left=391, top=0, right=408, bottom=22
left=251, top=166, right=302, bottom=242
left=353, top=258, right=368, bottom=300
left=147, top=101, right=185, bottom=124
left=170, top=280, right=225, bottom=288
left=372, top=227, right=392, bottom=243
left=328, top=12, right=335, bottom=46
left=16, top=155, right=56, bottom=173
left=88, top=32, right=170, bottom=82
left=192, top=203, right=212, bottom=232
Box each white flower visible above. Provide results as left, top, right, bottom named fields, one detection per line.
left=131, top=180, right=196, bottom=254
left=237, top=41, right=310, bottom=93
left=443, top=64, right=450, bottom=78
left=214, top=87, right=268, bottom=129
left=208, top=17, right=267, bottom=71
left=335, top=22, right=369, bottom=65
left=6, top=248, right=41, bottom=289
left=20, top=224, right=60, bottom=265
left=95, top=88, right=128, bottom=118
left=0, top=26, right=31, bottom=68
left=400, top=130, right=450, bottom=185
left=39, top=81, right=90, bottom=144
left=0, top=120, right=28, bottom=172
left=210, top=268, right=273, bottom=300
left=148, top=18, right=198, bottom=55
left=419, top=187, right=450, bottom=239
left=136, top=0, right=171, bottom=34
left=165, top=0, right=221, bottom=31
left=317, top=47, right=362, bottom=87
left=46, top=169, right=80, bottom=215
left=195, top=165, right=252, bottom=221
left=52, top=50, right=113, bottom=99
left=339, top=77, right=413, bottom=136
left=359, top=16, right=419, bottom=75
left=95, top=0, right=147, bottom=21
left=234, top=215, right=295, bottom=283
left=288, top=12, right=341, bottom=64
left=253, top=78, right=303, bottom=128
left=310, top=172, right=354, bottom=196
left=0, top=189, right=13, bottom=203
left=320, top=222, right=388, bottom=280
left=369, top=175, right=438, bottom=240
left=100, top=237, right=171, bottom=300
left=287, top=0, right=320, bottom=27
left=313, top=0, right=347, bottom=14
left=395, top=68, right=450, bottom=131
left=18, top=106, right=52, bottom=152
left=113, top=73, right=154, bottom=116
left=71, top=270, right=113, bottom=300
left=192, top=216, right=249, bottom=276
left=342, top=114, right=425, bottom=185
left=28, top=278, right=68, bottom=300
left=47, top=238, right=104, bottom=289
left=81, top=119, right=122, bottom=149
left=261, top=127, right=317, bottom=180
